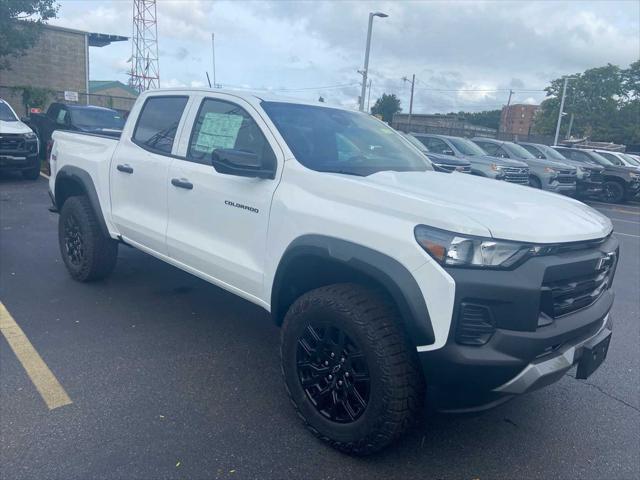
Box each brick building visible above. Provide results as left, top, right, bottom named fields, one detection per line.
left=499, top=104, right=539, bottom=135
left=0, top=24, right=127, bottom=116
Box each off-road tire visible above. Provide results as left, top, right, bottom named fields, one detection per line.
left=58, top=195, right=118, bottom=281
left=601, top=181, right=625, bottom=204
left=22, top=164, right=41, bottom=180
left=281, top=283, right=424, bottom=455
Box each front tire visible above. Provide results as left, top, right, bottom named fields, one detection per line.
left=22, top=164, right=41, bottom=180
left=58, top=196, right=118, bottom=281
left=602, top=181, right=625, bottom=203
left=281, top=283, right=424, bottom=455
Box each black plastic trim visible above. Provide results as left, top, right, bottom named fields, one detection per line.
left=54, top=165, right=110, bottom=237
left=271, top=235, right=435, bottom=346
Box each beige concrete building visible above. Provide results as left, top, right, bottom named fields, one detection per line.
left=0, top=24, right=126, bottom=116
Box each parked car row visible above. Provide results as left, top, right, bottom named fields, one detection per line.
left=400, top=130, right=639, bottom=204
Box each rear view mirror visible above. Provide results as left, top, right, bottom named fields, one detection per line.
left=211, top=148, right=275, bottom=179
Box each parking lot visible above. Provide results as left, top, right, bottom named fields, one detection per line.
left=1, top=174, right=638, bottom=480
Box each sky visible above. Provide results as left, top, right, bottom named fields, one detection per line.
left=51, top=0, right=640, bottom=113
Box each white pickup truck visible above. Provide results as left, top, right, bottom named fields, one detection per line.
left=49, top=88, right=617, bottom=454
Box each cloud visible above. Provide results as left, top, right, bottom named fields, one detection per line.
left=51, top=0, right=639, bottom=113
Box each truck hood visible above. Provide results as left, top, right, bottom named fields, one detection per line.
left=361, top=170, right=612, bottom=243
left=0, top=120, right=33, bottom=135
left=464, top=154, right=527, bottom=167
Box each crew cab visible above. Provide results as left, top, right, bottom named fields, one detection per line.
left=472, top=137, right=576, bottom=195
left=518, top=142, right=604, bottom=199
left=49, top=89, right=617, bottom=455
left=28, top=103, right=124, bottom=159
left=411, top=133, right=530, bottom=185
left=554, top=146, right=640, bottom=203
left=401, top=132, right=471, bottom=173
left=0, top=98, right=40, bottom=179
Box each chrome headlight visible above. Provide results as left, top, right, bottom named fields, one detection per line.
left=23, top=132, right=37, bottom=140
left=629, top=171, right=640, bottom=180
left=415, top=225, right=534, bottom=269
left=490, top=163, right=503, bottom=172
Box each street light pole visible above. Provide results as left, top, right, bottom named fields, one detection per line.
left=359, top=11, right=388, bottom=111
left=554, top=77, right=569, bottom=146
left=211, top=33, right=217, bottom=88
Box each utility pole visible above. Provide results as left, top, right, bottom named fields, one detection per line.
left=402, top=74, right=415, bottom=131
left=502, top=89, right=513, bottom=135
left=211, top=33, right=217, bottom=88
left=565, top=113, right=574, bottom=140
left=366, top=79, right=372, bottom=112
left=554, top=77, right=569, bottom=146
left=359, top=12, right=388, bottom=111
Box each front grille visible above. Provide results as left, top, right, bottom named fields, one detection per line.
left=540, top=255, right=615, bottom=318
left=456, top=303, right=495, bottom=345
left=435, top=163, right=472, bottom=174
left=501, top=166, right=530, bottom=184
left=557, top=170, right=577, bottom=184
left=588, top=171, right=604, bottom=183
left=0, top=134, right=25, bottom=152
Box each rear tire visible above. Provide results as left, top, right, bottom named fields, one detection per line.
left=281, top=283, right=424, bottom=455
left=58, top=196, right=118, bottom=281
left=601, top=181, right=625, bottom=203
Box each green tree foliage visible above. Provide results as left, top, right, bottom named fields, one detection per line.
left=0, top=0, right=59, bottom=71
left=533, top=61, right=640, bottom=145
left=453, top=109, right=501, bottom=130
left=371, top=93, right=402, bottom=123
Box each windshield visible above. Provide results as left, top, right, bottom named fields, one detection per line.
left=448, top=136, right=486, bottom=156
left=504, top=142, right=536, bottom=160
left=262, top=102, right=431, bottom=176
left=0, top=102, right=18, bottom=122
left=69, top=108, right=125, bottom=130
left=403, top=133, right=429, bottom=153
left=597, top=151, right=625, bottom=166
left=538, top=144, right=568, bottom=161
left=621, top=154, right=640, bottom=166
left=586, top=151, right=615, bottom=166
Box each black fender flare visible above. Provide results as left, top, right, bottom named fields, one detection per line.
left=271, top=235, right=435, bottom=347
left=54, top=165, right=110, bottom=237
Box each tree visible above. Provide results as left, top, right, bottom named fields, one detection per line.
left=371, top=93, right=401, bottom=123
left=533, top=62, right=639, bottom=145
left=453, top=110, right=501, bottom=130
left=0, top=0, right=59, bottom=71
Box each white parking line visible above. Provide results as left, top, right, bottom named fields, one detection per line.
left=614, top=232, right=640, bottom=238
left=39, top=172, right=50, bottom=180
left=609, top=217, right=640, bottom=225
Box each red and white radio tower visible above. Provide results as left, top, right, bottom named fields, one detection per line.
left=129, top=0, right=160, bottom=92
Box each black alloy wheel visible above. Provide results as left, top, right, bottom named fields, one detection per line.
left=296, top=323, right=370, bottom=423
left=602, top=181, right=625, bottom=203
left=64, top=214, right=85, bottom=266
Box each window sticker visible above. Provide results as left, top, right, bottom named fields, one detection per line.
left=193, top=112, right=243, bottom=153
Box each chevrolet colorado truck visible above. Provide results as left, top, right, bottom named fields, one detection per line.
left=0, top=98, right=40, bottom=179
left=49, top=89, right=617, bottom=455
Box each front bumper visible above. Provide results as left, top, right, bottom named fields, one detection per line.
left=0, top=141, right=39, bottom=171
left=545, top=181, right=576, bottom=194
left=420, top=235, right=618, bottom=411
left=576, top=179, right=603, bottom=197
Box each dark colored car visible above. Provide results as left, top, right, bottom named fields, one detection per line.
left=519, top=142, right=604, bottom=199
left=411, top=133, right=530, bottom=185
left=472, top=137, right=576, bottom=195
left=401, top=133, right=471, bottom=173
left=553, top=147, right=640, bottom=203
left=27, top=103, right=125, bottom=159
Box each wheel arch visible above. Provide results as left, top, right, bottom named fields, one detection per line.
left=271, top=235, right=435, bottom=347
left=54, top=166, right=110, bottom=237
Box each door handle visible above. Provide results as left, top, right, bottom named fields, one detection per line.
left=171, top=178, right=193, bottom=190
left=117, top=164, right=134, bottom=174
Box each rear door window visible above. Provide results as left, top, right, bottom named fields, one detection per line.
left=133, top=96, right=189, bottom=154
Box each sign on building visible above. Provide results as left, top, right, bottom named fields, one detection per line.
left=64, top=91, right=79, bottom=102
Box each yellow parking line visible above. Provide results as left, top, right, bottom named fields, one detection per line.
left=0, top=303, right=72, bottom=410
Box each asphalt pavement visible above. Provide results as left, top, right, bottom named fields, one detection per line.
left=1, top=174, right=638, bottom=480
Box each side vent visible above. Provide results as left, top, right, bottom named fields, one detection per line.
left=456, top=302, right=495, bottom=346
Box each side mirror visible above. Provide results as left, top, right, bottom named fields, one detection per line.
left=211, top=148, right=274, bottom=179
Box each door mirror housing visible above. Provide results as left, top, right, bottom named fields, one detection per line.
left=211, top=148, right=275, bottom=179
